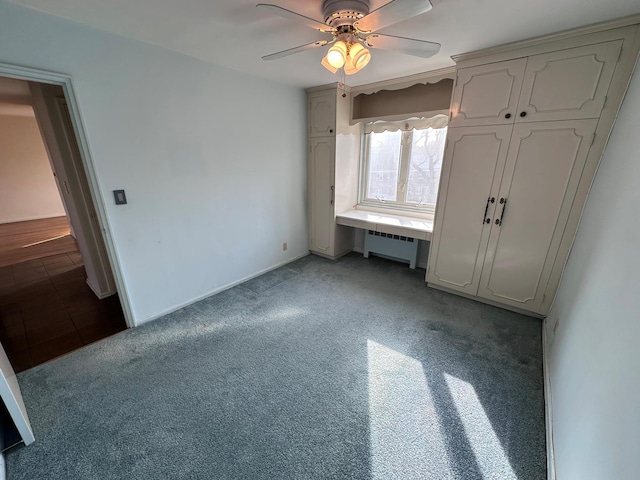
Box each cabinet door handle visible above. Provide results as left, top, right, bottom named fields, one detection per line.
left=495, top=198, right=507, bottom=225
left=483, top=196, right=495, bottom=224
left=330, top=186, right=335, bottom=205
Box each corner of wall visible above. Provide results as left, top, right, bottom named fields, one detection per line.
left=542, top=317, right=557, bottom=480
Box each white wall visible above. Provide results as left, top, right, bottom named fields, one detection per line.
left=0, top=115, right=65, bottom=223
left=545, top=67, right=640, bottom=479
left=0, top=1, right=308, bottom=324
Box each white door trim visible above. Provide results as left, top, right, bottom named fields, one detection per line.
left=0, top=344, right=34, bottom=446
left=0, top=62, right=135, bottom=328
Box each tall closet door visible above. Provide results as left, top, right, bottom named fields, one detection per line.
left=309, top=137, right=335, bottom=254
left=449, top=58, right=526, bottom=127
left=477, top=119, right=598, bottom=313
left=427, top=125, right=512, bottom=295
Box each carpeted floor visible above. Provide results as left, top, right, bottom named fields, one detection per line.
left=4, top=253, right=546, bottom=479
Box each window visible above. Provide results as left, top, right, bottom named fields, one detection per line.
left=360, top=116, right=448, bottom=213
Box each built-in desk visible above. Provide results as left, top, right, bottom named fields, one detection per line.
left=335, top=209, right=433, bottom=240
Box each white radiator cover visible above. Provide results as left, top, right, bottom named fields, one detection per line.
left=363, top=230, right=419, bottom=269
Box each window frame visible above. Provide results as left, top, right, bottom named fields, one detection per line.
left=358, top=117, right=448, bottom=215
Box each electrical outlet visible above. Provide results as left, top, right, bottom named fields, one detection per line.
left=282, top=242, right=287, bottom=251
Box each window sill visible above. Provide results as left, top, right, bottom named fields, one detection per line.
left=335, top=208, right=433, bottom=241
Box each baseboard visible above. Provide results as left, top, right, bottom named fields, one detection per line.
left=0, top=213, right=67, bottom=225
left=542, top=319, right=557, bottom=480
left=426, top=282, right=544, bottom=319
left=136, top=252, right=311, bottom=326
left=310, top=248, right=352, bottom=261
left=85, top=277, right=115, bottom=300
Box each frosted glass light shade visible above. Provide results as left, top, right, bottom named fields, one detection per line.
left=326, top=41, right=347, bottom=68
left=344, top=54, right=355, bottom=75
left=350, top=43, right=371, bottom=70
left=321, top=54, right=338, bottom=73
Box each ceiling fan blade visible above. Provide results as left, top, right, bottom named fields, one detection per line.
left=365, top=33, right=440, bottom=58
left=262, top=40, right=331, bottom=61
left=354, top=0, right=433, bottom=33
left=257, top=4, right=335, bottom=33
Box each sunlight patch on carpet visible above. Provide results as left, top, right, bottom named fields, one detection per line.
left=444, top=373, right=518, bottom=480
left=367, top=339, right=452, bottom=479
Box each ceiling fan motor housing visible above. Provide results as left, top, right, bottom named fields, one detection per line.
left=322, top=0, right=370, bottom=27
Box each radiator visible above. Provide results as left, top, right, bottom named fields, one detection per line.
left=363, top=230, right=419, bottom=269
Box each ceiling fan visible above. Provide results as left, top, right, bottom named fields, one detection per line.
left=257, top=0, right=440, bottom=75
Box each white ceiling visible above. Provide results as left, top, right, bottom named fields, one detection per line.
left=9, top=0, right=640, bottom=88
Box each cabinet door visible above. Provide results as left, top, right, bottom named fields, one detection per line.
left=449, top=59, right=526, bottom=127
left=427, top=125, right=512, bottom=295
left=477, top=119, right=598, bottom=313
left=309, top=137, right=335, bottom=254
left=308, top=91, right=336, bottom=137
left=517, top=40, right=622, bottom=122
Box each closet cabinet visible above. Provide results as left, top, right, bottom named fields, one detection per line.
left=450, top=40, right=622, bottom=127
left=308, top=136, right=336, bottom=254
left=428, top=22, right=640, bottom=315
left=477, top=119, right=596, bottom=312
left=306, top=86, right=359, bottom=259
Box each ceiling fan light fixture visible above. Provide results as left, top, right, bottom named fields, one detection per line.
left=349, top=42, right=371, bottom=70
left=326, top=40, right=348, bottom=68
left=321, top=54, right=338, bottom=73
left=343, top=54, right=358, bottom=75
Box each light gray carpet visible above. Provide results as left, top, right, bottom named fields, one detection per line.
left=5, top=253, right=546, bottom=479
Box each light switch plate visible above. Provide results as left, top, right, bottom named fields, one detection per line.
left=113, top=190, right=127, bottom=205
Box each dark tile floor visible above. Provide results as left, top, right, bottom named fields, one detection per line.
left=0, top=251, right=126, bottom=372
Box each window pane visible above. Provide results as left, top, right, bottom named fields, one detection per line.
left=406, top=127, right=447, bottom=205
left=366, top=130, right=402, bottom=202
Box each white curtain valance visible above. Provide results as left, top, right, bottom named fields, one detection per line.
left=364, top=114, right=449, bottom=134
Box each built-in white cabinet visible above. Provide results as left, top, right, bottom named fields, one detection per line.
left=477, top=119, right=597, bottom=312
left=450, top=40, right=622, bottom=127
left=309, top=91, right=337, bottom=137
left=306, top=86, right=359, bottom=259
left=428, top=125, right=511, bottom=295
left=429, top=22, right=640, bottom=315
left=308, top=137, right=335, bottom=254
left=450, top=58, right=527, bottom=127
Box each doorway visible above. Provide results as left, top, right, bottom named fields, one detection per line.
left=0, top=75, right=127, bottom=372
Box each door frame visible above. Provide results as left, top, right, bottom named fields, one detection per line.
left=0, top=62, right=134, bottom=328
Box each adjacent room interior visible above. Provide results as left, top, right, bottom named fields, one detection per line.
left=0, top=77, right=127, bottom=373
left=0, top=0, right=639, bottom=479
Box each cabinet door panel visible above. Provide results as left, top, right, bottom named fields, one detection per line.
left=427, top=126, right=512, bottom=294
left=309, top=91, right=336, bottom=137
left=517, top=41, right=621, bottom=122
left=450, top=59, right=526, bottom=127
left=309, top=137, right=335, bottom=253
left=478, top=120, right=598, bottom=312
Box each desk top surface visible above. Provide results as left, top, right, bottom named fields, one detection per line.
left=336, top=210, right=433, bottom=239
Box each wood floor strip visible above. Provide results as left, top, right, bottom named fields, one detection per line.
left=0, top=217, right=77, bottom=267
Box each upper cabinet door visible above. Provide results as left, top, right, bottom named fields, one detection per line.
left=516, top=41, right=622, bottom=122
left=450, top=59, right=526, bottom=127
left=427, top=125, right=512, bottom=295
left=477, top=119, right=598, bottom=314
left=308, top=91, right=336, bottom=137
